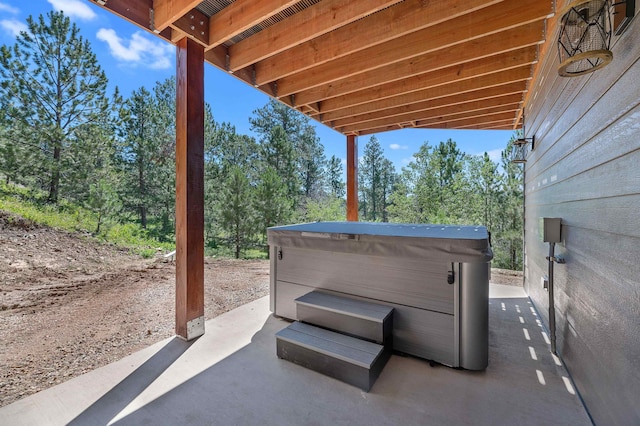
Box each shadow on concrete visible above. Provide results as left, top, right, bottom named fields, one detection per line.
left=106, top=296, right=590, bottom=426
left=68, top=337, right=193, bottom=426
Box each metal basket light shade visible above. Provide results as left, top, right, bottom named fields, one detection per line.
left=511, top=137, right=533, bottom=164
left=557, top=0, right=613, bottom=77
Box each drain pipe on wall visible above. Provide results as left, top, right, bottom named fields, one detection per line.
left=546, top=241, right=565, bottom=354
left=541, top=218, right=565, bottom=355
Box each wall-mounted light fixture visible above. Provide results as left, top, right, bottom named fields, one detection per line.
left=557, top=0, right=613, bottom=77
left=511, top=136, right=535, bottom=164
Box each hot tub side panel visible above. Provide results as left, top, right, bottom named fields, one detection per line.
left=272, top=246, right=457, bottom=366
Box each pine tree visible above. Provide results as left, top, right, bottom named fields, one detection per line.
left=118, top=79, right=176, bottom=237
left=119, top=86, right=154, bottom=228
left=0, top=11, right=109, bottom=203
left=327, top=155, right=345, bottom=198
left=220, top=166, right=255, bottom=259
left=498, top=136, right=524, bottom=270
left=298, top=125, right=326, bottom=199
left=254, top=167, right=292, bottom=242
left=259, top=125, right=298, bottom=201
left=250, top=99, right=327, bottom=210
left=359, top=136, right=395, bottom=221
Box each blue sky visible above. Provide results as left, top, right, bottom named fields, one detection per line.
left=0, top=0, right=517, bottom=171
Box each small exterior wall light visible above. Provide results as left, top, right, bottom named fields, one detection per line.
left=511, top=136, right=535, bottom=164
left=557, top=0, right=613, bottom=77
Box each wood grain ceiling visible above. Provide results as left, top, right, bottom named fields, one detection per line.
left=91, top=0, right=554, bottom=135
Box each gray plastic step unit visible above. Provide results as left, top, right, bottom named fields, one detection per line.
left=276, top=321, right=390, bottom=391
left=295, top=291, right=393, bottom=344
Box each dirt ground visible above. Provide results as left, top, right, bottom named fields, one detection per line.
left=0, top=211, right=521, bottom=407
left=0, top=211, right=270, bottom=407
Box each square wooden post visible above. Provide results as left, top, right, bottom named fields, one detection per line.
left=346, top=134, right=358, bottom=221
left=175, top=37, right=205, bottom=340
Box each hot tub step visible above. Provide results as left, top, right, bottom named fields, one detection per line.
left=276, top=321, right=390, bottom=391
left=295, top=291, right=393, bottom=344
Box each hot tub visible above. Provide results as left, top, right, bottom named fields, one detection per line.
left=267, top=221, right=493, bottom=370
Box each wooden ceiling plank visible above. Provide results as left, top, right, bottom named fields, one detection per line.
left=418, top=121, right=515, bottom=131
left=318, top=53, right=536, bottom=114
left=419, top=112, right=517, bottom=128
left=154, top=0, right=202, bottom=31
left=337, top=95, right=523, bottom=133
left=256, top=0, right=552, bottom=86
left=229, top=0, right=402, bottom=71
left=518, top=0, right=560, bottom=128
left=288, top=22, right=544, bottom=104
left=341, top=105, right=520, bottom=134
left=320, top=68, right=531, bottom=121
left=401, top=105, right=520, bottom=128
left=204, top=47, right=283, bottom=100
left=208, top=0, right=300, bottom=49
left=330, top=82, right=526, bottom=127
left=354, top=115, right=515, bottom=135
left=254, top=0, right=506, bottom=86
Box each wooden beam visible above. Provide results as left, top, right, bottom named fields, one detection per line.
left=208, top=0, right=299, bottom=49
left=358, top=114, right=516, bottom=136
left=175, top=37, right=205, bottom=341
left=319, top=67, right=531, bottom=121
left=170, top=8, right=209, bottom=46
left=316, top=48, right=536, bottom=115
left=203, top=47, right=280, bottom=99
left=228, top=0, right=401, bottom=71
left=330, top=83, right=525, bottom=128
left=343, top=103, right=521, bottom=134
left=417, top=112, right=517, bottom=129
left=346, top=135, right=358, bottom=222
left=93, top=0, right=171, bottom=41
left=337, top=95, right=523, bottom=134
left=255, top=0, right=551, bottom=86
left=154, top=0, right=201, bottom=31
left=518, top=1, right=559, bottom=128
left=410, top=104, right=521, bottom=128
left=286, top=22, right=544, bottom=104
left=254, top=0, right=504, bottom=86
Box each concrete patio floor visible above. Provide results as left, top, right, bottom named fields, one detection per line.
left=0, top=284, right=591, bottom=425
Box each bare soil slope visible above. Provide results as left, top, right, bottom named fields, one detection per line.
left=0, top=211, right=269, bottom=407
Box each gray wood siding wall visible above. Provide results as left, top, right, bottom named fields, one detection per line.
left=523, top=16, right=640, bottom=426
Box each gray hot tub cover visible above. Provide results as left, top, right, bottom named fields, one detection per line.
left=268, top=222, right=493, bottom=263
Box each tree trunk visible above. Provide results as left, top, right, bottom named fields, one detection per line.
left=235, top=223, right=240, bottom=259
left=96, top=210, right=102, bottom=234
left=140, top=205, right=147, bottom=229
left=48, top=144, right=61, bottom=203
left=138, top=160, right=146, bottom=228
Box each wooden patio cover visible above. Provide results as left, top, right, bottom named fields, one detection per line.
left=94, top=0, right=553, bottom=134
left=89, top=0, right=554, bottom=340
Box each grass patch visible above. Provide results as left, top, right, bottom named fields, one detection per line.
left=205, top=245, right=268, bottom=260
left=0, top=183, right=173, bottom=257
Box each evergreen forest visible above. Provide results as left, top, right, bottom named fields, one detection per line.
left=0, top=12, right=524, bottom=269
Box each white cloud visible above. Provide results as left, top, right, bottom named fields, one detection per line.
left=401, top=156, right=415, bottom=165
left=486, top=148, right=503, bottom=163
left=0, top=2, right=19, bottom=14
left=96, top=28, right=174, bottom=70
left=47, top=0, right=96, bottom=21
left=390, top=143, right=409, bottom=150
left=1, top=18, right=27, bottom=37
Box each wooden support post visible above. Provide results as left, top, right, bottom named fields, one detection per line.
left=175, top=37, right=205, bottom=340
left=346, top=134, right=358, bottom=221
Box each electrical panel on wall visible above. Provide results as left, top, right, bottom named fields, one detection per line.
left=540, top=218, right=562, bottom=243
